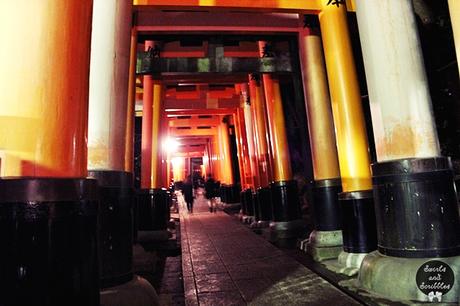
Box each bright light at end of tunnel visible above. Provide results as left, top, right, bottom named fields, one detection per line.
left=163, top=137, right=180, bottom=153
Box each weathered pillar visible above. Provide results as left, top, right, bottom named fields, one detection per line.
left=241, top=84, right=258, bottom=221
left=299, top=19, right=343, bottom=261
left=449, top=0, right=460, bottom=75
left=355, top=0, right=460, bottom=302
left=0, top=1, right=98, bottom=305
left=88, top=1, right=158, bottom=305
left=249, top=71, right=273, bottom=225
left=261, top=44, right=304, bottom=243
left=319, top=0, right=377, bottom=274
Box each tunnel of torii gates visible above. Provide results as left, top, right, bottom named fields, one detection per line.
left=0, top=0, right=459, bottom=305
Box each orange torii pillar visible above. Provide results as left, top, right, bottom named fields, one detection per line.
left=125, top=20, right=138, bottom=174
left=319, top=0, right=377, bottom=274
left=249, top=73, right=274, bottom=225
left=233, top=85, right=247, bottom=189
left=449, top=0, right=460, bottom=75
left=235, top=85, right=253, bottom=190
left=211, top=134, right=223, bottom=182
left=0, top=2, right=99, bottom=305
left=218, top=117, right=237, bottom=204
left=241, top=83, right=259, bottom=220
left=299, top=19, right=343, bottom=261
left=260, top=44, right=304, bottom=242
left=355, top=1, right=460, bottom=302
left=138, top=44, right=170, bottom=234
left=218, top=117, right=234, bottom=186
left=88, top=1, right=157, bottom=301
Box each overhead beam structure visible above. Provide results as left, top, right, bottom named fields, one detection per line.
left=133, top=0, right=356, bottom=13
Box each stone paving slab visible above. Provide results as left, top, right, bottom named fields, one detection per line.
left=178, top=190, right=362, bottom=306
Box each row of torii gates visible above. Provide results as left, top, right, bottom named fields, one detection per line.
left=0, top=0, right=460, bottom=305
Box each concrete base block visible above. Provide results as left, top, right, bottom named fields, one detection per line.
left=302, top=230, right=343, bottom=262
left=137, top=230, right=171, bottom=243
left=132, top=244, right=156, bottom=273
left=323, top=251, right=367, bottom=276
left=100, top=275, right=160, bottom=306
left=242, top=215, right=255, bottom=224
left=359, top=251, right=460, bottom=303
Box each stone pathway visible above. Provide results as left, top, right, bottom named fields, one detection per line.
left=178, top=189, right=362, bottom=306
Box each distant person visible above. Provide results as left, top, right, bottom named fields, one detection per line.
left=205, top=175, right=218, bottom=213
left=183, top=176, right=194, bottom=213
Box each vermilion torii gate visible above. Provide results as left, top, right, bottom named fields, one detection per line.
left=0, top=0, right=459, bottom=305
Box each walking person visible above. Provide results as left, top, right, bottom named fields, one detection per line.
left=183, top=176, right=194, bottom=213
left=205, top=175, right=218, bottom=213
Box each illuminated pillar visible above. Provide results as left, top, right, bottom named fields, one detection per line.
left=233, top=106, right=246, bottom=188
left=141, top=41, right=155, bottom=189
left=241, top=84, right=260, bottom=190
left=262, top=69, right=302, bottom=227
left=88, top=0, right=133, bottom=287
left=0, top=1, right=98, bottom=304
left=249, top=71, right=274, bottom=224
left=219, top=117, right=234, bottom=185
left=355, top=1, right=460, bottom=302
left=241, top=84, right=258, bottom=219
left=125, top=24, right=138, bottom=173
left=235, top=85, right=253, bottom=190
left=88, top=2, right=157, bottom=302
left=212, top=135, right=222, bottom=182
left=150, top=80, right=163, bottom=188
left=299, top=20, right=342, bottom=261
left=449, top=0, right=460, bottom=75
left=319, top=0, right=377, bottom=271
left=249, top=73, right=272, bottom=187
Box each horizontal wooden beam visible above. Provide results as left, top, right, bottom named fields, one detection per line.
left=165, top=107, right=237, bottom=116
left=169, top=117, right=221, bottom=127
left=169, top=126, right=218, bottom=136
left=133, top=0, right=355, bottom=13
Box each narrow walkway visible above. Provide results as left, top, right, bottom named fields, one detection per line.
left=178, top=189, right=362, bottom=306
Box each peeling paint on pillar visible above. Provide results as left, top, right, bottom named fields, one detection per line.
left=355, top=0, right=440, bottom=161
left=0, top=1, right=93, bottom=177
left=88, top=0, right=133, bottom=170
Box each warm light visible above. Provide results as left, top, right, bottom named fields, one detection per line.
left=163, top=137, right=180, bottom=153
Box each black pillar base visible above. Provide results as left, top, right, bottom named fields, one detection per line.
left=372, top=157, right=460, bottom=258
left=137, top=188, right=170, bottom=231
left=0, top=178, right=100, bottom=306
left=256, top=186, right=273, bottom=222
left=242, top=188, right=255, bottom=217
left=240, top=190, right=248, bottom=215
left=220, top=184, right=240, bottom=204
left=312, top=178, right=342, bottom=231
left=253, top=191, right=260, bottom=221
left=339, top=190, right=377, bottom=253
left=88, top=170, right=134, bottom=289
left=270, top=180, right=301, bottom=222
